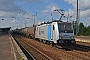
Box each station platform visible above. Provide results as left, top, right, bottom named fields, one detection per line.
left=0, top=34, right=27, bottom=60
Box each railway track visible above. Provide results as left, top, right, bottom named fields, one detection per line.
left=55, top=44, right=90, bottom=60
left=12, top=34, right=90, bottom=60
left=12, top=34, right=53, bottom=60
left=12, top=35, right=35, bottom=60
left=66, top=50, right=90, bottom=60
left=73, top=44, right=90, bottom=52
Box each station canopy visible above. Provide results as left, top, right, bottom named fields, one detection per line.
left=0, top=27, right=11, bottom=33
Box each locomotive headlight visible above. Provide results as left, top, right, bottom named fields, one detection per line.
left=71, top=36, right=74, bottom=39
left=60, top=36, right=62, bottom=39
left=59, top=36, right=63, bottom=39
left=71, top=40, right=75, bottom=43
left=71, top=40, right=74, bottom=43
left=59, top=40, right=63, bottom=43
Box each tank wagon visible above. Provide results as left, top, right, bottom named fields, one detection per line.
left=13, top=21, right=76, bottom=47
left=27, top=27, right=36, bottom=38
left=15, top=27, right=36, bottom=38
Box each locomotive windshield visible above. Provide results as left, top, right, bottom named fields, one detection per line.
left=58, top=22, right=73, bottom=33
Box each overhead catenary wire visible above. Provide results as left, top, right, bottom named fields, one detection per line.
left=26, top=0, right=72, bottom=18
left=27, top=0, right=38, bottom=11
left=19, top=0, right=75, bottom=24
left=18, top=0, right=38, bottom=16
left=62, top=0, right=74, bottom=10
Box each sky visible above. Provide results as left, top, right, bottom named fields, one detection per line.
left=0, top=0, right=90, bottom=29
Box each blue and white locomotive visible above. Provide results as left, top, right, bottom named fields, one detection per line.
left=35, top=21, right=76, bottom=46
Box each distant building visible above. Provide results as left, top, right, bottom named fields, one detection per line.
left=0, top=27, right=11, bottom=34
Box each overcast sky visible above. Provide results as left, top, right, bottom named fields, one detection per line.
left=0, top=0, right=90, bottom=29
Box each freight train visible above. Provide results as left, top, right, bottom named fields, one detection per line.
left=13, top=20, right=76, bottom=47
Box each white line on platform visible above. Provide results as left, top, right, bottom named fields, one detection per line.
left=10, top=35, right=28, bottom=60
left=9, top=37, right=17, bottom=60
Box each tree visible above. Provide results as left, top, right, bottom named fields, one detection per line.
left=77, top=22, right=90, bottom=36
left=78, top=22, right=85, bottom=35
left=73, top=22, right=90, bottom=36
left=86, top=25, right=90, bottom=35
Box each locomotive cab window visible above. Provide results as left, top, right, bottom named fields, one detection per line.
left=58, top=23, right=73, bottom=33
left=53, top=25, right=55, bottom=30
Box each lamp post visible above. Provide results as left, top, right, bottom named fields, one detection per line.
left=32, top=12, right=37, bottom=26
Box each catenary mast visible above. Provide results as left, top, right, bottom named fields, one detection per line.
left=76, top=0, right=79, bottom=36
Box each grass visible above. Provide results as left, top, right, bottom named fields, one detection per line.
left=20, top=56, right=24, bottom=60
